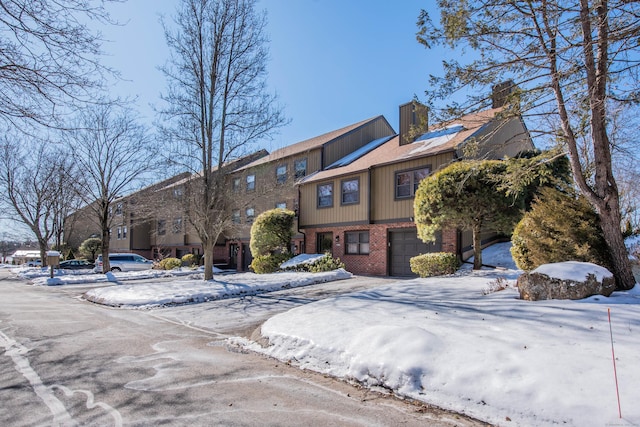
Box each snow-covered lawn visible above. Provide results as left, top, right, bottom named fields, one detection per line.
left=11, top=243, right=640, bottom=426
left=237, top=245, right=640, bottom=427
left=81, top=269, right=353, bottom=308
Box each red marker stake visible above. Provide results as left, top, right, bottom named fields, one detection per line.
left=608, top=307, right=622, bottom=419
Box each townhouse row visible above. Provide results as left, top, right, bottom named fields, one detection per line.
left=65, top=93, right=534, bottom=276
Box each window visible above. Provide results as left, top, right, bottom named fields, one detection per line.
left=345, top=231, right=370, bottom=254
left=275, top=201, right=286, bottom=209
left=117, top=227, right=122, bottom=240
left=123, top=226, right=127, bottom=239
left=246, top=207, right=255, bottom=222
left=395, top=167, right=430, bottom=198
left=172, top=217, right=182, bottom=234
left=317, top=183, right=333, bottom=208
left=232, top=209, right=241, bottom=224
left=341, top=178, right=359, bottom=205
left=246, top=174, right=255, bottom=191
left=276, top=164, right=287, bottom=184
left=294, top=158, right=307, bottom=179
left=232, top=177, right=241, bottom=192
left=115, top=203, right=123, bottom=216
left=157, top=220, right=166, bottom=236
left=173, top=187, right=183, bottom=199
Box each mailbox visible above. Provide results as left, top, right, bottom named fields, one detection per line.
left=46, top=250, right=61, bottom=278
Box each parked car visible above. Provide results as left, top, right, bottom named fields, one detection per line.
left=26, top=259, right=42, bottom=267
left=58, top=259, right=94, bottom=270
left=94, top=253, right=154, bottom=273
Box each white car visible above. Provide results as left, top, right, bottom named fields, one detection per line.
left=26, top=260, right=42, bottom=267
left=94, top=253, right=154, bottom=273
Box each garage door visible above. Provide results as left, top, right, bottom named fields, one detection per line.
left=389, top=229, right=442, bottom=276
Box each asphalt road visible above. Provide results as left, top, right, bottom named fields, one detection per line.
left=0, top=269, right=488, bottom=426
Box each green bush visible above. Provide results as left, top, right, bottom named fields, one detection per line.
left=511, top=187, right=612, bottom=271
left=281, top=253, right=345, bottom=273
left=181, top=253, right=198, bottom=267
left=308, top=253, right=345, bottom=272
left=250, top=209, right=296, bottom=257
left=250, top=253, right=291, bottom=274
left=158, top=257, right=182, bottom=270
left=410, top=252, right=460, bottom=277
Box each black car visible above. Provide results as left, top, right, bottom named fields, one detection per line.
left=58, top=259, right=94, bottom=270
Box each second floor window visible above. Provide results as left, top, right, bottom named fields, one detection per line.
left=294, top=158, right=307, bottom=179
left=395, top=167, right=430, bottom=199
left=115, top=203, right=123, bottom=216
left=123, top=226, right=127, bottom=239
left=172, top=217, right=182, bottom=234
left=117, top=227, right=122, bottom=240
left=232, top=177, right=241, bottom=192
left=246, top=207, right=255, bottom=222
left=276, top=164, right=287, bottom=184
left=232, top=210, right=241, bottom=223
left=341, top=178, right=359, bottom=205
left=246, top=174, right=255, bottom=191
left=317, top=183, right=333, bottom=208
left=157, top=220, right=166, bottom=236
left=275, top=201, right=286, bottom=209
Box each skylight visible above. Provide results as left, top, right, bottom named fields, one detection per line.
left=325, top=134, right=396, bottom=169
left=415, top=124, right=465, bottom=141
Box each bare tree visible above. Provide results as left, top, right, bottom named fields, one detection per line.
left=0, top=0, right=117, bottom=132
left=417, top=0, right=639, bottom=290
left=0, top=136, right=74, bottom=263
left=65, top=103, right=159, bottom=272
left=158, top=0, right=286, bottom=279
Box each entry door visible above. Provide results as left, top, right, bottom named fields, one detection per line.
left=242, top=244, right=253, bottom=271
left=316, top=232, right=333, bottom=255
left=389, top=229, right=442, bottom=276
left=229, top=244, right=238, bottom=269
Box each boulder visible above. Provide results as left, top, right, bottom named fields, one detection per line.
left=517, top=261, right=615, bottom=301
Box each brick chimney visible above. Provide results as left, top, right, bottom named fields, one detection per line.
left=492, top=80, right=517, bottom=108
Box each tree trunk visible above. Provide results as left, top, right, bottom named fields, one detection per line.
left=472, top=223, right=482, bottom=270
left=599, top=207, right=635, bottom=290
left=101, top=228, right=111, bottom=273
left=203, top=239, right=215, bottom=280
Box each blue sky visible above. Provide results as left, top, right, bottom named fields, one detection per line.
left=4, top=0, right=447, bottom=242
left=102, top=0, right=445, bottom=150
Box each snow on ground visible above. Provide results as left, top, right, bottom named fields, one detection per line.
left=82, top=269, right=352, bottom=308
left=238, top=244, right=640, bottom=427
left=9, top=243, right=640, bottom=426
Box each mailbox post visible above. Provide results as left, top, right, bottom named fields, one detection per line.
left=46, top=250, right=61, bottom=279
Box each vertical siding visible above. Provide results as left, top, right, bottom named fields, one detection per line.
left=299, top=171, right=369, bottom=226
left=399, top=101, right=428, bottom=145
left=371, top=152, right=455, bottom=222
left=323, top=117, right=394, bottom=168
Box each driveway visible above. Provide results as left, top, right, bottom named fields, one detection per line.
left=0, top=270, right=487, bottom=426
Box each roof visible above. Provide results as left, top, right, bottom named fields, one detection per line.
left=233, top=116, right=386, bottom=172
left=300, top=108, right=503, bottom=184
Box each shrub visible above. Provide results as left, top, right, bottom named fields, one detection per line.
left=250, top=209, right=296, bottom=257
left=181, top=253, right=198, bottom=267
left=158, top=257, right=182, bottom=270
left=511, top=187, right=612, bottom=271
left=410, top=252, right=460, bottom=277
left=250, top=253, right=291, bottom=274
left=78, top=237, right=102, bottom=261
left=306, top=253, right=345, bottom=272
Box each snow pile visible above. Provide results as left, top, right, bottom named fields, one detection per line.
left=83, top=269, right=352, bottom=308
left=532, top=260, right=613, bottom=282
left=280, top=253, right=326, bottom=269
left=242, top=244, right=640, bottom=427
left=20, top=266, right=223, bottom=285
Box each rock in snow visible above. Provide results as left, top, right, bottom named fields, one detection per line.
left=517, top=261, right=615, bottom=301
